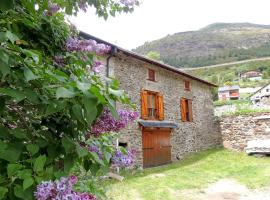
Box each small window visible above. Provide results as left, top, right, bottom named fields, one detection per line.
left=267, top=89, right=270, bottom=92
left=184, top=80, right=190, bottom=91
left=148, top=69, right=156, bottom=81
left=180, top=98, right=193, bottom=122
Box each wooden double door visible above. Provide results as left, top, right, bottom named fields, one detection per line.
left=142, top=128, right=172, bottom=168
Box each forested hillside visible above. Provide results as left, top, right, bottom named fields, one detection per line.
left=134, top=23, right=270, bottom=68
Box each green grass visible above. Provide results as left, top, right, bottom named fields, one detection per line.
left=214, top=99, right=250, bottom=107
left=103, top=148, right=270, bottom=200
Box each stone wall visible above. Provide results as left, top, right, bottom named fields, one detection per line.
left=220, top=113, right=270, bottom=151
left=104, top=52, right=222, bottom=167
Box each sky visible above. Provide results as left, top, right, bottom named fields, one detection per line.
left=69, top=0, right=270, bottom=50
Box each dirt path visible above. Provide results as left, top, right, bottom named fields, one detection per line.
left=182, top=57, right=270, bottom=71
left=181, top=179, right=270, bottom=200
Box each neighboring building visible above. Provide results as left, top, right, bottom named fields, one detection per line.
left=240, top=71, right=262, bottom=81
left=218, top=86, right=240, bottom=101
left=250, top=83, right=270, bottom=105
left=81, top=32, right=221, bottom=168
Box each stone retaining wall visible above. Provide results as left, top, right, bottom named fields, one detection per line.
left=220, top=113, right=270, bottom=151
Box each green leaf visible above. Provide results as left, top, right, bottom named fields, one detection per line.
left=62, top=137, right=75, bottom=153
left=7, top=164, right=23, bottom=177
left=0, top=49, right=10, bottom=78
left=0, top=88, right=25, bottom=102
left=23, top=67, right=38, bottom=82
left=0, top=187, right=8, bottom=199
left=0, top=0, right=14, bottom=11
left=34, top=155, right=46, bottom=172
left=10, top=128, right=27, bottom=139
left=0, top=143, right=22, bottom=162
left=22, top=49, right=41, bottom=64
left=103, top=151, right=112, bottom=164
left=108, top=88, right=124, bottom=97
left=89, top=151, right=104, bottom=166
left=0, top=141, right=7, bottom=151
left=17, top=169, right=32, bottom=180
left=64, top=156, right=74, bottom=173
left=76, top=145, right=88, bottom=158
left=72, top=104, right=84, bottom=123
left=23, top=177, right=34, bottom=190
left=5, top=31, right=19, bottom=44
left=77, top=81, right=91, bottom=93
left=82, top=97, right=98, bottom=124
left=14, top=185, right=33, bottom=200
left=56, top=87, right=76, bottom=99
left=26, top=144, right=39, bottom=155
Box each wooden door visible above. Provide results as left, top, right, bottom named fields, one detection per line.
left=142, top=128, right=171, bottom=168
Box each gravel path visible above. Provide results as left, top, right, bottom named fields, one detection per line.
left=203, top=179, right=270, bottom=200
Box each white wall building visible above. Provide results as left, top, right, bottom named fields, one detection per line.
left=250, top=83, right=270, bottom=105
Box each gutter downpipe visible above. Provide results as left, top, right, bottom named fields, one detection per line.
left=106, top=46, right=119, bottom=173
left=106, top=46, right=118, bottom=83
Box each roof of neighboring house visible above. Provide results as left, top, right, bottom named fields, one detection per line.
left=79, top=31, right=217, bottom=87
left=250, top=82, right=270, bottom=98
left=218, top=85, right=240, bottom=92
left=241, top=71, right=262, bottom=78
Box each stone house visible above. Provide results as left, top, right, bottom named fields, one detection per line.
left=250, top=83, right=270, bottom=105
left=81, top=32, right=221, bottom=168
left=218, top=86, right=240, bottom=101
left=240, top=71, right=262, bottom=81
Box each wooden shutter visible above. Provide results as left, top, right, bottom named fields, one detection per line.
left=141, top=90, right=148, bottom=119
left=188, top=100, right=193, bottom=122
left=180, top=98, right=187, bottom=122
left=157, top=93, right=164, bottom=120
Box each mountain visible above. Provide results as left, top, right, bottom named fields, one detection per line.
left=134, top=23, right=270, bottom=68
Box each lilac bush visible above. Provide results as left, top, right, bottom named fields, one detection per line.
left=111, top=148, right=136, bottom=168
left=35, top=176, right=96, bottom=200
left=91, top=108, right=139, bottom=135
left=66, top=38, right=111, bottom=55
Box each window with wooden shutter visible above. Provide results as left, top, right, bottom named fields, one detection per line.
left=184, top=80, right=190, bottom=91
left=157, top=93, right=164, bottom=120
left=141, top=90, right=164, bottom=120
left=141, top=90, right=148, bottom=119
left=180, top=98, right=193, bottom=122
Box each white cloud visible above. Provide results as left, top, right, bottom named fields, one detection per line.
left=69, top=0, right=270, bottom=50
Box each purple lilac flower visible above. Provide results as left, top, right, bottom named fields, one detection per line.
left=46, top=2, right=60, bottom=15
left=34, top=181, right=56, bottom=200
left=120, top=0, right=138, bottom=8
left=111, top=148, right=136, bottom=168
left=91, top=108, right=139, bottom=135
left=92, top=60, right=103, bottom=73
left=88, top=144, right=103, bottom=159
left=35, top=176, right=96, bottom=200
left=78, top=0, right=88, bottom=12
left=66, top=38, right=111, bottom=55
left=53, top=56, right=65, bottom=66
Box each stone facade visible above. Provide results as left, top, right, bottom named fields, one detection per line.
left=103, top=52, right=221, bottom=167
left=220, top=113, right=270, bottom=151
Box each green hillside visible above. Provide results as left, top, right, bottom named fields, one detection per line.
left=134, top=23, right=270, bottom=68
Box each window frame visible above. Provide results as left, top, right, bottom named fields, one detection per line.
left=147, top=91, right=158, bottom=120
left=184, top=80, right=191, bottom=91
left=147, top=69, right=156, bottom=82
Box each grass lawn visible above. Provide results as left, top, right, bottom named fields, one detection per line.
left=103, top=148, right=270, bottom=200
